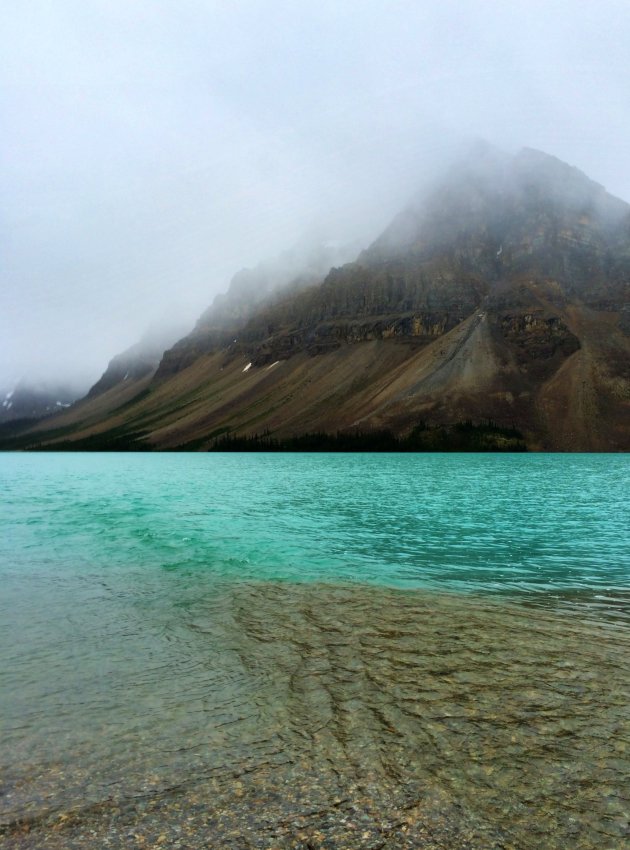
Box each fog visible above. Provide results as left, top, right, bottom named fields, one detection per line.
left=2, top=1, right=629, bottom=389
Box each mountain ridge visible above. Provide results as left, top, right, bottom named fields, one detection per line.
left=7, top=146, right=630, bottom=451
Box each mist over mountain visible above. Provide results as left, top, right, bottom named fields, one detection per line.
left=4, top=3, right=630, bottom=394
left=85, top=319, right=193, bottom=400
left=8, top=146, right=629, bottom=452
left=156, top=238, right=360, bottom=381
left=68, top=238, right=358, bottom=405
left=0, top=378, right=88, bottom=425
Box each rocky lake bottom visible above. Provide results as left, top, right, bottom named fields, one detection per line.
left=2, top=581, right=629, bottom=850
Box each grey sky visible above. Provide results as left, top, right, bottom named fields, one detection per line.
left=2, top=0, right=629, bottom=387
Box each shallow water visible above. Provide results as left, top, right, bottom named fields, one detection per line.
left=1, top=453, right=629, bottom=848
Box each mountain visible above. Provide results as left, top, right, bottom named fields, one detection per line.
left=7, top=147, right=630, bottom=451
left=85, top=320, right=192, bottom=400
left=0, top=378, right=86, bottom=426
left=155, top=239, right=358, bottom=380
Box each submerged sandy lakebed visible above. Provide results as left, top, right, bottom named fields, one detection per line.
left=3, top=580, right=629, bottom=850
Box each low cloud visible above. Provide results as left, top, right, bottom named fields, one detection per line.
left=2, top=1, right=629, bottom=386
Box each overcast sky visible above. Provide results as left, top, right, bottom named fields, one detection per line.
left=2, top=0, right=630, bottom=388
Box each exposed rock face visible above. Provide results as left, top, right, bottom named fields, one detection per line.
left=155, top=241, right=357, bottom=380
left=497, top=312, right=580, bottom=373
left=142, top=151, right=610, bottom=399
left=10, top=146, right=630, bottom=451
left=229, top=147, right=628, bottom=369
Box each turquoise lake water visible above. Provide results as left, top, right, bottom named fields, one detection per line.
left=1, top=453, right=629, bottom=849
left=2, top=452, right=629, bottom=603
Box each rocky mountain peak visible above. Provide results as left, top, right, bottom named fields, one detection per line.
left=365, top=146, right=629, bottom=265
left=7, top=146, right=629, bottom=452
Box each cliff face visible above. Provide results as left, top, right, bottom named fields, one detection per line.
left=11, top=147, right=630, bottom=451
left=228, top=147, right=628, bottom=367
left=155, top=241, right=356, bottom=381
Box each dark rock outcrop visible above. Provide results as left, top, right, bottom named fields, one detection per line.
left=205, top=147, right=628, bottom=378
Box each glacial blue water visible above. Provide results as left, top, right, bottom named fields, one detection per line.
left=1, top=452, right=628, bottom=606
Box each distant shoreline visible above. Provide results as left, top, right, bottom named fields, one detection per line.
left=1, top=420, right=528, bottom=452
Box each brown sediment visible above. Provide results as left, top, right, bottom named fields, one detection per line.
left=3, top=582, right=629, bottom=849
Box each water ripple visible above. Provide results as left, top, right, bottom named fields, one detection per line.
left=1, top=453, right=629, bottom=847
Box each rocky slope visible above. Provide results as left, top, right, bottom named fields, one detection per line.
left=10, top=147, right=630, bottom=451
